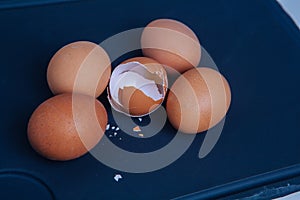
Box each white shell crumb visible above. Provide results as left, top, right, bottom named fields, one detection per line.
left=119, top=138, right=122, bottom=140
left=138, top=118, right=142, bottom=122
left=114, top=132, right=117, bottom=137
left=112, top=126, right=115, bottom=130
left=109, top=135, right=112, bottom=137
left=106, top=124, right=110, bottom=130
left=116, top=127, right=120, bottom=131
left=114, top=174, right=122, bottom=182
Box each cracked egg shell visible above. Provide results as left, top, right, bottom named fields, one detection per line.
left=108, top=57, right=168, bottom=117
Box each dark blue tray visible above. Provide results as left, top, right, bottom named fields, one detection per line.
left=0, top=0, right=300, bottom=199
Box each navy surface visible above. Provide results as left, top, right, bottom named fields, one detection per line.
left=0, top=0, right=300, bottom=199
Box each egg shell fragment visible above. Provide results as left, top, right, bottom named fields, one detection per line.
left=108, top=57, right=168, bottom=117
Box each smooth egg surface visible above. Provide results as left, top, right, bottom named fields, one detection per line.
left=47, top=41, right=111, bottom=97
left=141, top=19, right=201, bottom=74
left=166, top=67, right=231, bottom=134
left=27, top=93, right=107, bottom=161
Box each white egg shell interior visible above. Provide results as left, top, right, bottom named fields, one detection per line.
left=108, top=61, right=167, bottom=117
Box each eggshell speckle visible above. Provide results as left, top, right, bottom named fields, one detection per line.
left=47, top=41, right=111, bottom=97
left=27, top=93, right=107, bottom=161
left=166, top=67, right=231, bottom=134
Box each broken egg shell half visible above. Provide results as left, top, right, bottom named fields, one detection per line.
left=108, top=57, right=168, bottom=117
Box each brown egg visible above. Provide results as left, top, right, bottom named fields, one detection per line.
left=166, top=67, right=231, bottom=134
left=141, top=19, right=201, bottom=74
left=108, top=57, right=168, bottom=117
left=27, top=93, right=107, bottom=161
left=47, top=41, right=111, bottom=97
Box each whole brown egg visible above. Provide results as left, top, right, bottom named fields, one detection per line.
left=47, top=41, right=111, bottom=98
left=166, top=67, right=231, bottom=134
left=141, top=19, right=201, bottom=74
left=27, top=93, right=107, bottom=161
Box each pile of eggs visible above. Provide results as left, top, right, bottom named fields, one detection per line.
left=27, top=18, right=231, bottom=161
